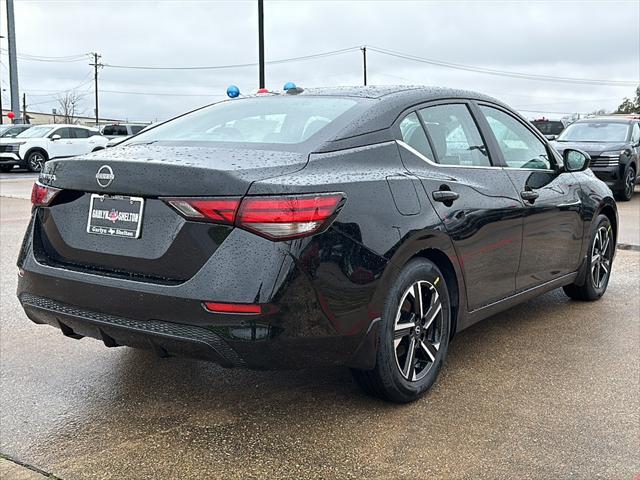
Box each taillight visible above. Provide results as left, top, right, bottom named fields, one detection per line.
left=31, top=182, right=61, bottom=207
left=166, top=198, right=241, bottom=225
left=236, top=194, right=344, bottom=240
left=165, top=193, right=344, bottom=241
left=203, top=302, right=262, bottom=314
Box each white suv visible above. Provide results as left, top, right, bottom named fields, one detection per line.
left=0, top=124, right=108, bottom=172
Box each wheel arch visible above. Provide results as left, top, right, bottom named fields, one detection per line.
left=598, top=202, right=618, bottom=247
left=24, top=147, right=49, bottom=162
left=410, top=248, right=461, bottom=339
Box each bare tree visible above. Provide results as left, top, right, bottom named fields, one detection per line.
left=55, top=90, right=87, bottom=124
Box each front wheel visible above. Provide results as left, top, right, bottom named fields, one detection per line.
left=26, top=150, right=47, bottom=173
left=352, top=258, right=451, bottom=403
left=615, top=166, right=635, bottom=201
left=563, top=214, right=614, bottom=301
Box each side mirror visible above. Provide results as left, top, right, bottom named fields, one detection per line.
left=563, top=148, right=590, bottom=172
left=50, top=134, right=61, bottom=141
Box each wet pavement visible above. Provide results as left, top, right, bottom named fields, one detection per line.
left=1, top=192, right=639, bottom=479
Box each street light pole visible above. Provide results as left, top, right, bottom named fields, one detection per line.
left=258, top=0, right=265, bottom=89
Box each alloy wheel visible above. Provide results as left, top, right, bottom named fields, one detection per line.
left=591, top=226, right=612, bottom=289
left=29, top=153, right=45, bottom=172
left=393, top=280, right=443, bottom=382
left=624, top=168, right=635, bottom=199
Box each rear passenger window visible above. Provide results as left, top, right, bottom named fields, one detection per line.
left=72, top=128, right=90, bottom=138
left=399, top=112, right=435, bottom=161
left=419, top=104, right=491, bottom=166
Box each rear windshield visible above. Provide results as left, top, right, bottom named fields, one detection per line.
left=557, top=122, right=629, bottom=142
left=532, top=121, right=565, bottom=135
left=102, top=125, right=128, bottom=136
left=129, top=96, right=359, bottom=145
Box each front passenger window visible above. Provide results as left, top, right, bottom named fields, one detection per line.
left=52, top=128, right=71, bottom=139
left=480, top=106, right=552, bottom=170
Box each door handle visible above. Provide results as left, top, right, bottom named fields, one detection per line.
left=520, top=190, right=539, bottom=202
left=432, top=190, right=460, bottom=203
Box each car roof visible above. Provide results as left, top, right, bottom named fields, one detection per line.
left=573, top=117, right=636, bottom=125
left=295, top=84, right=501, bottom=103
left=24, top=124, right=99, bottom=129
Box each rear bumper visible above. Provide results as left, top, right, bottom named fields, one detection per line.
left=17, top=214, right=390, bottom=370
left=20, top=292, right=246, bottom=367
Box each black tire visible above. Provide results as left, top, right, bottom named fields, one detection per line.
left=0, top=165, right=13, bottom=173
left=615, top=165, right=635, bottom=201
left=563, top=214, right=614, bottom=301
left=25, top=150, right=48, bottom=173
left=352, top=258, right=451, bottom=403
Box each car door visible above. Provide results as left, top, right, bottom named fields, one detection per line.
left=68, top=127, right=93, bottom=155
left=475, top=103, right=584, bottom=291
left=47, top=127, right=75, bottom=158
left=397, top=102, right=523, bottom=311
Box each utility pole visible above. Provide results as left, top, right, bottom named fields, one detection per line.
left=22, top=92, right=27, bottom=123
left=0, top=34, right=4, bottom=124
left=258, top=0, right=265, bottom=89
left=361, top=46, right=367, bottom=86
left=90, top=52, right=102, bottom=126
left=6, top=0, right=22, bottom=123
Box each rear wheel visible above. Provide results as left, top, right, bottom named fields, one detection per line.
left=615, top=166, right=635, bottom=201
left=563, top=214, right=613, bottom=301
left=352, top=258, right=451, bottom=403
left=0, top=165, right=13, bottom=173
left=26, top=150, right=47, bottom=173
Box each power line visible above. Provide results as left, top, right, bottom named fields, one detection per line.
left=101, top=89, right=224, bottom=97
left=102, top=46, right=360, bottom=70
left=367, top=45, right=637, bottom=87
left=0, top=47, right=87, bottom=63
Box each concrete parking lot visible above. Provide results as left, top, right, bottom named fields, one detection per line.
left=1, top=173, right=639, bottom=479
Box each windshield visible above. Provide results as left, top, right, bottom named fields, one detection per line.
left=0, top=126, right=26, bottom=137
left=532, top=121, right=565, bottom=136
left=557, top=122, right=629, bottom=142
left=130, top=96, right=359, bottom=145
left=16, top=126, right=53, bottom=138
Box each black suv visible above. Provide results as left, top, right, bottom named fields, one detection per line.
left=551, top=116, right=640, bottom=200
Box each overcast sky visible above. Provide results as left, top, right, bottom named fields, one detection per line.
left=1, top=0, right=638, bottom=122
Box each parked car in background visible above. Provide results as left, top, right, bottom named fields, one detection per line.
left=531, top=118, right=569, bottom=140
left=0, top=124, right=33, bottom=139
left=19, top=86, right=617, bottom=403
left=102, top=123, right=147, bottom=147
left=0, top=124, right=108, bottom=172
left=551, top=116, right=639, bottom=201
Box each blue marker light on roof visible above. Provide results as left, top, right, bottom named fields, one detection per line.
left=283, top=82, right=296, bottom=91
left=226, top=85, right=240, bottom=98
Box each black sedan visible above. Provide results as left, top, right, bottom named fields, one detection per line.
left=17, top=86, right=617, bottom=403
